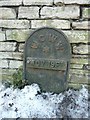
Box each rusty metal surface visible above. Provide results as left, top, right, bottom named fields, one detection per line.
left=23, top=27, right=71, bottom=93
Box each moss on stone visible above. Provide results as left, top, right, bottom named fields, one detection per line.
left=2, top=74, right=13, bottom=81
left=6, top=30, right=31, bottom=42
left=68, top=83, right=84, bottom=90
left=12, top=66, right=28, bottom=88
left=69, top=74, right=88, bottom=84
left=71, top=58, right=88, bottom=64
left=83, top=8, right=90, bottom=18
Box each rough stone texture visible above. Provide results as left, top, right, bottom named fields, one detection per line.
left=0, top=68, right=2, bottom=83
left=70, top=64, right=83, bottom=69
left=0, top=31, right=5, bottom=41
left=63, top=30, right=88, bottom=43
left=0, top=42, right=17, bottom=52
left=41, top=6, right=80, bottom=19
left=9, top=60, right=23, bottom=68
left=70, top=69, right=89, bottom=76
left=0, top=69, right=17, bottom=82
left=23, top=0, right=53, bottom=5
left=1, top=74, right=14, bottom=82
left=1, top=69, right=17, bottom=75
left=0, top=60, right=8, bottom=68
left=72, top=21, right=89, bottom=29
left=72, top=54, right=88, bottom=58
left=54, top=0, right=90, bottom=5
left=31, top=20, right=70, bottom=29
left=6, top=30, right=89, bottom=44
left=0, top=0, right=89, bottom=87
left=0, top=8, right=16, bottom=19
left=68, top=83, right=85, bottom=90
left=71, top=58, right=88, bottom=64
left=6, top=29, right=88, bottom=44
left=19, top=43, right=25, bottom=52
left=6, top=30, right=32, bottom=42
left=82, top=8, right=90, bottom=18
left=73, top=45, right=89, bottom=54
left=0, top=0, right=22, bottom=6
left=69, top=74, right=88, bottom=84
left=0, top=52, right=23, bottom=60
left=18, top=7, right=39, bottom=19
left=0, top=20, right=30, bottom=29
left=83, top=64, right=90, bottom=71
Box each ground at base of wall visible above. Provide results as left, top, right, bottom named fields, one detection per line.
left=0, top=84, right=89, bottom=119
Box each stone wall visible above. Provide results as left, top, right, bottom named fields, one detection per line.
left=0, top=0, right=90, bottom=89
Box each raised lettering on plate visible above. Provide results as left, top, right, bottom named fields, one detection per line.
left=39, top=35, right=45, bottom=42
left=55, top=41, right=64, bottom=51
left=43, top=46, right=49, bottom=53
left=31, top=41, right=38, bottom=49
left=27, top=57, right=67, bottom=70
left=48, top=34, right=57, bottom=42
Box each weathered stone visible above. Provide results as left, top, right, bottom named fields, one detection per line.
left=83, top=64, right=90, bottom=71
left=0, top=31, right=5, bottom=41
left=63, top=30, right=88, bottom=43
left=41, top=6, right=80, bottom=19
left=68, top=83, right=86, bottom=90
left=24, top=27, right=71, bottom=93
left=0, top=52, right=23, bottom=60
left=70, top=64, right=83, bottom=69
left=0, top=68, right=17, bottom=82
left=7, top=30, right=88, bottom=44
left=18, top=7, right=39, bottom=19
left=1, top=68, right=23, bottom=83
left=72, top=54, right=89, bottom=58
left=71, top=58, right=88, bottom=64
left=54, top=0, right=90, bottom=5
left=69, top=74, right=88, bottom=84
left=23, top=0, right=53, bottom=5
left=1, top=74, right=13, bottom=82
left=72, top=21, right=89, bottom=29
left=6, top=30, right=33, bottom=42
left=0, top=42, right=17, bottom=51
left=19, top=43, right=25, bottom=52
left=0, top=8, right=16, bottom=19
left=9, top=60, right=23, bottom=68
left=31, top=20, right=70, bottom=29
left=0, top=68, right=2, bottom=83
left=1, top=69, right=17, bottom=75
left=82, top=8, right=90, bottom=18
left=73, top=44, right=89, bottom=54
left=70, top=69, right=89, bottom=76
left=0, top=20, right=30, bottom=29
left=0, top=0, right=22, bottom=6
left=0, top=60, right=8, bottom=68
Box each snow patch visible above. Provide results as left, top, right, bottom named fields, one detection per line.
left=0, top=84, right=89, bottom=119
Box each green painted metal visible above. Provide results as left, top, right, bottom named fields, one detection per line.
left=24, top=27, right=71, bottom=93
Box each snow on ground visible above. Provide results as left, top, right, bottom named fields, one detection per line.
left=0, top=84, right=89, bottom=119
